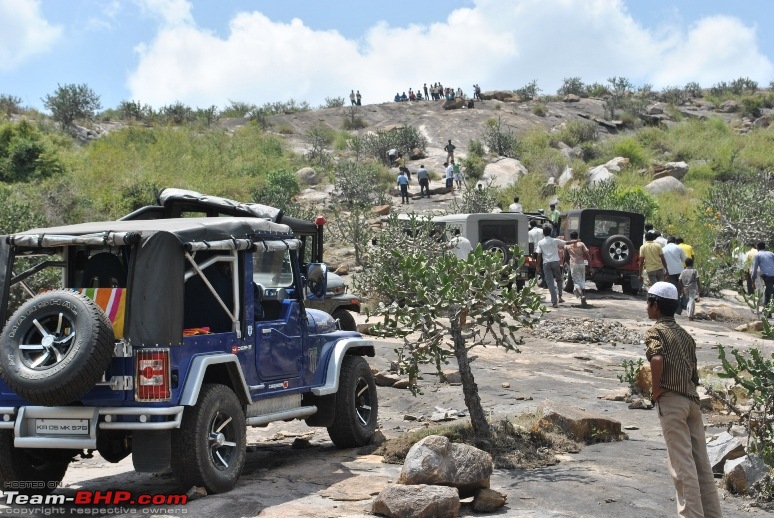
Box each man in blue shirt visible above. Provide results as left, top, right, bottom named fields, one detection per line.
left=751, top=241, right=774, bottom=310
left=397, top=170, right=410, bottom=205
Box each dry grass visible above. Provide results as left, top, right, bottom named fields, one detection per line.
left=369, top=414, right=582, bottom=469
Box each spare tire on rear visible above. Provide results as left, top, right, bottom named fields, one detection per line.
left=482, top=239, right=510, bottom=264
left=0, top=290, right=115, bottom=405
left=600, top=235, right=634, bottom=267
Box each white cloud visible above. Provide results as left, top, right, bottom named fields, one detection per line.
left=133, top=0, right=193, bottom=27
left=127, top=0, right=774, bottom=108
left=0, top=0, right=62, bottom=71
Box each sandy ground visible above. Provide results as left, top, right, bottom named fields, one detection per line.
left=1, top=286, right=771, bottom=517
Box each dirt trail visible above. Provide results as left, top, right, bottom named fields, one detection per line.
left=1, top=288, right=770, bottom=517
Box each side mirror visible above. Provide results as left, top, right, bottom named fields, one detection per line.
left=306, top=263, right=328, bottom=300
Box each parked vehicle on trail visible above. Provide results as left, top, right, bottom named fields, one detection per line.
left=121, top=188, right=362, bottom=331
left=0, top=215, right=378, bottom=494
left=556, top=209, right=645, bottom=295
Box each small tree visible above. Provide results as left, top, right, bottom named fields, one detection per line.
left=367, top=244, right=544, bottom=437
left=482, top=116, right=517, bottom=157
left=0, top=94, right=23, bottom=117
left=603, top=76, right=632, bottom=120
left=251, top=169, right=301, bottom=214
left=42, top=83, right=102, bottom=129
left=450, top=178, right=500, bottom=214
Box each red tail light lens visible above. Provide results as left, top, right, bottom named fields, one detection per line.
left=135, top=349, right=171, bottom=402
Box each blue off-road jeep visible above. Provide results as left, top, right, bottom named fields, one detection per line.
left=0, top=216, right=378, bottom=494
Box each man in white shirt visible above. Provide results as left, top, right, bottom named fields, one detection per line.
left=527, top=220, right=543, bottom=255
left=536, top=226, right=566, bottom=308
left=509, top=196, right=523, bottom=213
left=662, top=237, right=687, bottom=288
left=448, top=229, right=473, bottom=260
left=445, top=162, right=455, bottom=190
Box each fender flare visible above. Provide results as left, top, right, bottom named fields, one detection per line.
left=312, top=338, right=375, bottom=396
left=178, top=354, right=252, bottom=406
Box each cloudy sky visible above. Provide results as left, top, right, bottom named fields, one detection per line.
left=1, top=0, right=773, bottom=112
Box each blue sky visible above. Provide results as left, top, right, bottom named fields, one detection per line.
left=1, top=0, right=773, bottom=112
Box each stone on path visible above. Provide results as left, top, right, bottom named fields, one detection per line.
left=372, top=484, right=460, bottom=518
left=724, top=454, right=769, bottom=495
left=536, top=401, right=625, bottom=443
left=472, top=488, right=507, bottom=512
left=706, top=432, right=745, bottom=473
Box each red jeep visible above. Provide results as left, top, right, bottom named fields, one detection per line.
left=557, top=209, right=644, bottom=295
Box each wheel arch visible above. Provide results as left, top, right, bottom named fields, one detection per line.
left=179, top=355, right=252, bottom=406
left=311, top=338, right=375, bottom=397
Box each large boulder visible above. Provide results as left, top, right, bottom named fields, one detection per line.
left=536, top=401, right=625, bottom=443
left=707, top=432, right=745, bottom=473
left=480, top=90, right=517, bottom=101
left=652, top=162, right=689, bottom=180
left=472, top=488, right=507, bottom=512
left=481, top=158, right=528, bottom=188
left=645, top=176, right=687, bottom=195
left=602, top=157, right=630, bottom=173
left=442, top=98, right=465, bottom=110
left=718, top=99, right=739, bottom=113
left=587, top=165, right=614, bottom=186
left=398, top=435, right=492, bottom=494
left=724, top=454, right=770, bottom=495
left=296, top=166, right=319, bottom=185
left=563, top=94, right=581, bottom=103
left=372, top=484, right=460, bottom=518
left=558, top=166, right=574, bottom=187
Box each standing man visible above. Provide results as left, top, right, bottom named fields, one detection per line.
left=645, top=281, right=722, bottom=518
left=396, top=153, right=410, bottom=180
left=639, top=231, right=669, bottom=287
left=509, top=196, right=523, bottom=212
left=423, top=83, right=429, bottom=101
left=528, top=220, right=547, bottom=287
left=397, top=170, right=409, bottom=205
left=565, top=231, right=592, bottom=306
left=676, top=237, right=694, bottom=265
left=356, top=90, right=362, bottom=106
left=452, top=161, right=462, bottom=190
left=448, top=229, right=473, bottom=260
left=751, top=241, right=774, bottom=311
left=416, top=164, right=430, bottom=197
left=662, top=237, right=687, bottom=289
left=548, top=203, right=561, bottom=237
left=349, top=90, right=356, bottom=105
left=444, top=162, right=454, bottom=190
left=444, top=140, right=456, bottom=162
left=537, top=226, right=566, bottom=308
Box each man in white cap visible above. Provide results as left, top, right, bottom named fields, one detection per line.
left=645, top=282, right=721, bottom=518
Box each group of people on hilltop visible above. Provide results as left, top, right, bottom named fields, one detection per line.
left=348, top=90, right=362, bottom=106
left=393, top=83, right=468, bottom=102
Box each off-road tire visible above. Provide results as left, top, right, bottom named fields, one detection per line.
left=327, top=356, right=378, bottom=448
left=0, top=290, right=115, bottom=405
left=171, top=384, right=246, bottom=494
left=600, top=235, right=634, bottom=268
left=482, top=239, right=510, bottom=264
left=332, top=309, right=357, bottom=332
left=0, top=430, right=74, bottom=495
left=595, top=281, right=613, bottom=291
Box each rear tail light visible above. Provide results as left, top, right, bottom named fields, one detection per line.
left=135, top=349, right=171, bottom=402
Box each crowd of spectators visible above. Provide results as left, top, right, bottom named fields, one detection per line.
left=393, top=82, right=470, bottom=102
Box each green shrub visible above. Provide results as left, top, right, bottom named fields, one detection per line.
left=661, top=86, right=686, bottom=105
left=741, top=96, right=763, bottom=118
left=251, top=169, right=300, bottom=212
left=0, top=119, right=66, bottom=183
left=43, top=83, right=102, bottom=129
left=555, top=120, right=598, bottom=147
left=564, top=179, right=657, bottom=220
left=277, top=123, right=294, bottom=134
left=515, top=80, right=541, bottom=101
left=221, top=100, right=257, bottom=118
left=353, top=125, right=427, bottom=164
left=531, top=103, right=547, bottom=117
left=322, top=96, right=345, bottom=109
left=683, top=82, right=703, bottom=98
left=334, top=160, right=390, bottom=207
left=557, top=77, right=586, bottom=97
left=468, top=139, right=485, bottom=157
left=482, top=117, right=517, bottom=157
left=0, top=94, right=23, bottom=117
left=585, top=82, right=609, bottom=98
left=460, top=154, right=486, bottom=180
left=610, top=137, right=648, bottom=168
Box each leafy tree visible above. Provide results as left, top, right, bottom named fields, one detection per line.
left=564, top=178, right=657, bottom=220
left=117, top=100, right=155, bottom=122
left=367, top=243, right=544, bottom=437
left=354, top=126, right=427, bottom=164
left=342, top=104, right=366, bottom=130
left=195, top=105, right=220, bottom=127
left=305, top=125, right=335, bottom=169
left=250, top=169, right=301, bottom=214
left=333, top=160, right=388, bottom=207
left=322, top=96, right=345, bottom=108
left=449, top=178, right=500, bottom=213
left=0, top=119, right=66, bottom=183
left=221, top=100, right=257, bottom=118
left=0, top=94, right=23, bottom=117
left=557, top=77, right=586, bottom=97
left=42, top=83, right=102, bottom=129
left=482, top=116, right=517, bottom=157
left=328, top=205, right=374, bottom=267
left=603, top=76, right=632, bottom=120
left=515, top=79, right=541, bottom=101
left=160, top=102, right=195, bottom=125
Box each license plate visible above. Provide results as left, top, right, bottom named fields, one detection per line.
left=35, top=419, right=90, bottom=435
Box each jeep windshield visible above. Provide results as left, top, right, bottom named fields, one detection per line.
left=252, top=248, right=294, bottom=288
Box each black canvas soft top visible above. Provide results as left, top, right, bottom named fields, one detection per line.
left=10, top=217, right=293, bottom=249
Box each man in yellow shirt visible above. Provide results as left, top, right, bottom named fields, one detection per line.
left=639, top=231, right=669, bottom=287
left=676, top=237, right=694, bottom=265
